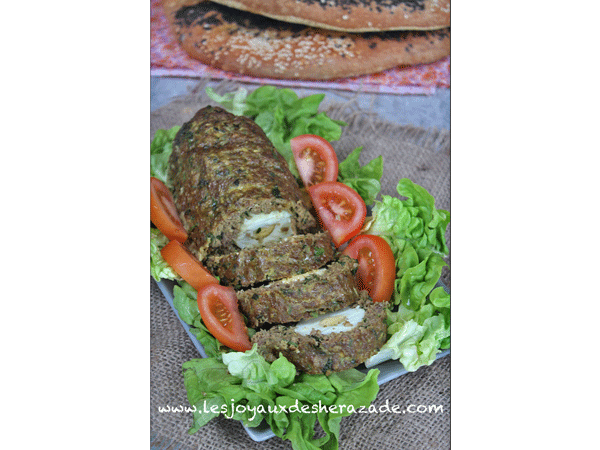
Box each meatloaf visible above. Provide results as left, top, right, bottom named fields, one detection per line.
left=251, top=292, right=388, bottom=375
left=236, top=255, right=360, bottom=327
left=168, top=106, right=315, bottom=260
left=205, top=232, right=337, bottom=288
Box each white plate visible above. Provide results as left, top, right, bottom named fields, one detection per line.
left=155, top=278, right=450, bottom=442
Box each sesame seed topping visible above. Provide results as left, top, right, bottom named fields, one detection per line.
left=172, top=1, right=448, bottom=77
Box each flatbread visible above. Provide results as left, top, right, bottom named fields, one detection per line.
left=210, top=0, right=450, bottom=32
left=163, top=0, right=450, bottom=80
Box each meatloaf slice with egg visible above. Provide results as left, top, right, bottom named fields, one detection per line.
left=251, top=292, right=388, bottom=375
left=205, top=232, right=337, bottom=288
left=236, top=255, right=360, bottom=327
left=168, top=106, right=315, bottom=260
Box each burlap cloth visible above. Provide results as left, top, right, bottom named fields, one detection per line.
left=150, top=81, right=450, bottom=450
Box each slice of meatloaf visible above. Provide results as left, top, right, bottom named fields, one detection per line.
left=168, top=106, right=315, bottom=260
left=206, top=232, right=337, bottom=288
left=251, top=292, right=388, bottom=375
left=236, top=255, right=359, bottom=327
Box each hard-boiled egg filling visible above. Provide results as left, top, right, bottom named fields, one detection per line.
left=294, top=305, right=365, bottom=336
left=235, top=210, right=294, bottom=249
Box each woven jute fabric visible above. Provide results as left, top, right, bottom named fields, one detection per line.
left=150, top=81, right=450, bottom=450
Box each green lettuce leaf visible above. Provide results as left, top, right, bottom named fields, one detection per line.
left=182, top=358, right=241, bottom=433
left=394, top=242, right=447, bottom=309
left=328, top=368, right=380, bottom=419
left=289, top=113, right=346, bottom=143
left=337, top=146, right=383, bottom=205
left=429, top=287, right=451, bottom=349
left=150, top=126, right=180, bottom=186
left=205, top=87, right=249, bottom=116
left=373, top=313, right=449, bottom=372
left=171, top=282, right=199, bottom=324
left=150, top=228, right=179, bottom=282
left=222, top=346, right=297, bottom=394
left=243, top=85, right=299, bottom=117
left=369, top=178, right=450, bottom=256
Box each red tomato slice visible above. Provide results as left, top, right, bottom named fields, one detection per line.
left=342, top=234, right=396, bottom=303
left=160, top=240, right=218, bottom=292
left=151, top=177, right=187, bottom=243
left=308, top=181, right=366, bottom=247
left=197, top=284, right=252, bottom=352
left=291, top=134, right=339, bottom=188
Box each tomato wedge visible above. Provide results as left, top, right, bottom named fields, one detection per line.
left=160, top=240, right=218, bottom=292
left=342, top=234, right=396, bottom=303
left=291, top=134, right=338, bottom=188
left=308, top=181, right=366, bottom=246
left=151, top=177, right=187, bottom=243
left=197, top=284, right=252, bottom=352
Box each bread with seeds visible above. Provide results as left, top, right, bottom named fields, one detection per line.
left=163, top=0, right=449, bottom=80
left=210, top=0, right=450, bottom=32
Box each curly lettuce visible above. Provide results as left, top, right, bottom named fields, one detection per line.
left=369, top=178, right=450, bottom=256
left=150, top=125, right=180, bottom=187
left=150, top=228, right=179, bottom=283
left=366, top=179, right=450, bottom=371
left=337, top=146, right=383, bottom=206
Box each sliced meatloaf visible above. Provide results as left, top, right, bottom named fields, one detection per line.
left=251, top=292, right=388, bottom=375
left=205, top=232, right=337, bottom=288
left=236, top=255, right=359, bottom=327
left=168, top=106, right=315, bottom=260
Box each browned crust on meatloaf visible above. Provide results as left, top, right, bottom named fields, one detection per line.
left=206, top=232, right=337, bottom=288
left=252, top=292, right=388, bottom=374
left=169, top=104, right=271, bottom=156
left=236, top=255, right=359, bottom=327
left=210, top=0, right=450, bottom=32
left=163, top=0, right=450, bottom=80
left=168, top=106, right=315, bottom=260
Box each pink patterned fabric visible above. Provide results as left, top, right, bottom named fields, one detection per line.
left=151, top=0, right=450, bottom=94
